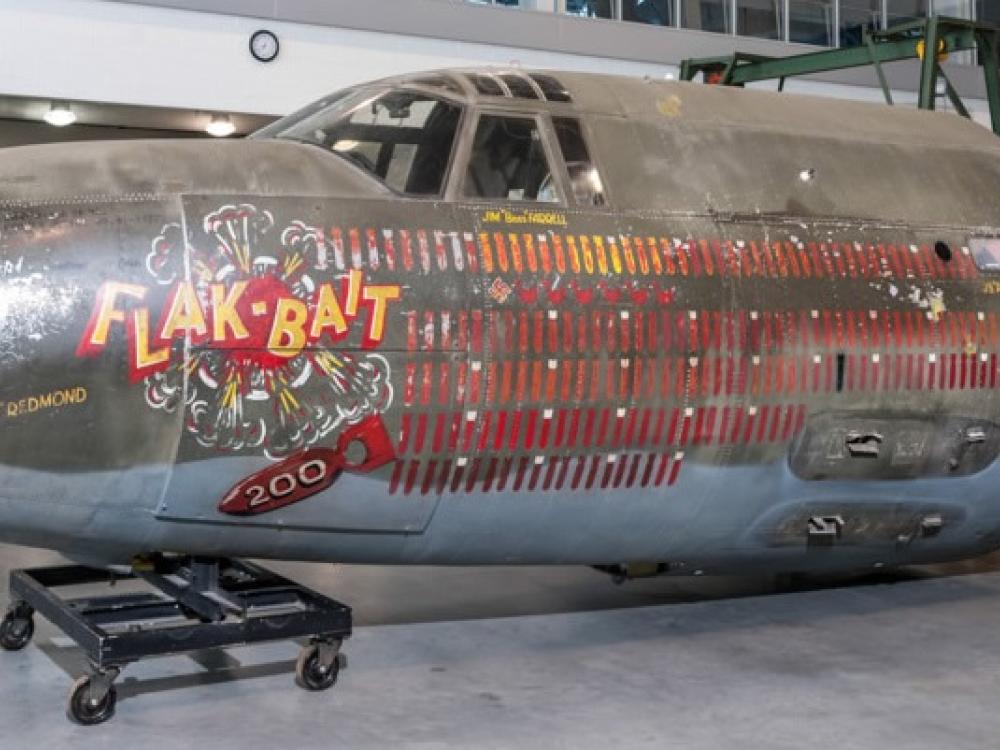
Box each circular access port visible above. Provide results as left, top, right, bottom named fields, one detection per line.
left=935, top=241, right=952, bottom=262
left=344, top=439, right=368, bottom=468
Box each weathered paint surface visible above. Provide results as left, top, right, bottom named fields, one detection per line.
left=2, top=69, right=1000, bottom=572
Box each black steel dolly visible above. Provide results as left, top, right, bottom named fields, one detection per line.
left=0, top=556, right=351, bottom=725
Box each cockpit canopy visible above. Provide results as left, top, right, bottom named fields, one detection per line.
left=255, top=72, right=606, bottom=207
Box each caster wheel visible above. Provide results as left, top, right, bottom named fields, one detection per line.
left=295, top=644, right=341, bottom=691
left=67, top=675, right=117, bottom=726
left=0, top=610, right=34, bottom=651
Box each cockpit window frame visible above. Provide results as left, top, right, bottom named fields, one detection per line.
left=254, top=73, right=611, bottom=209
left=446, top=106, right=572, bottom=208
left=258, top=83, right=470, bottom=201
left=551, top=115, right=610, bottom=209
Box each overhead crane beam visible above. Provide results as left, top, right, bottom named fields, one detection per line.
left=679, top=16, right=1000, bottom=136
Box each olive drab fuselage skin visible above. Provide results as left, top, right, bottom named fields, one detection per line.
left=2, top=68, right=1000, bottom=572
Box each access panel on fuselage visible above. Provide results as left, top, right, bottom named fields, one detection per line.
left=700, top=217, right=1000, bottom=564
left=155, top=196, right=472, bottom=533
left=714, top=218, right=999, bottom=475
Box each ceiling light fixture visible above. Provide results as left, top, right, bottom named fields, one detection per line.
left=43, top=103, right=76, bottom=127
left=206, top=115, right=236, bottom=138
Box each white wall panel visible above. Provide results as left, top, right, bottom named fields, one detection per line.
left=0, top=0, right=988, bottom=123
left=0, top=0, right=679, bottom=116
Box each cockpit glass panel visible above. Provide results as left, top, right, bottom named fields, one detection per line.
left=553, top=117, right=606, bottom=207
left=410, top=74, right=463, bottom=94
left=252, top=86, right=361, bottom=140
left=500, top=74, right=540, bottom=100
left=259, top=88, right=463, bottom=196
left=530, top=74, right=573, bottom=102
left=470, top=74, right=505, bottom=96
left=464, top=114, right=558, bottom=203
left=971, top=237, right=1000, bottom=272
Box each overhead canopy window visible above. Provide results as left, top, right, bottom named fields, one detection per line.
left=259, top=88, right=462, bottom=196
left=500, top=74, right=540, bottom=100
left=463, top=115, right=558, bottom=203
left=409, top=74, right=463, bottom=94
left=553, top=118, right=605, bottom=207
left=470, top=73, right=505, bottom=97
left=529, top=74, right=573, bottom=103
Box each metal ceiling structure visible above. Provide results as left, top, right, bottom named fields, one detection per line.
left=680, top=16, right=1000, bottom=135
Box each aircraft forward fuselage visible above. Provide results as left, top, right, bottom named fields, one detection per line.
left=2, top=68, right=1000, bottom=576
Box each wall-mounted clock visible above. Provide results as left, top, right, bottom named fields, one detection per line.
left=250, top=30, right=279, bottom=63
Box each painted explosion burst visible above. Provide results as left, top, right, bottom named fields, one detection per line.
left=140, top=204, right=393, bottom=458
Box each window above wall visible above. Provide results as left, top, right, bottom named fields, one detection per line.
left=466, top=0, right=983, bottom=55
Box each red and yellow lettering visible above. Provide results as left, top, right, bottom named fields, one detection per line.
left=344, top=268, right=363, bottom=317
left=267, top=298, right=309, bottom=358
left=210, top=281, right=250, bottom=343
left=77, top=258, right=405, bottom=379
left=158, top=281, right=208, bottom=341
left=309, top=283, right=348, bottom=342
left=361, top=284, right=402, bottom=348
left=128, top=308, right=171, bottom=382
left=76, top=281, right=148, bottom=356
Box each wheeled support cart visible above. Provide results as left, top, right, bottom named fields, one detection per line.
left=0, top=556, right=352, bottom=725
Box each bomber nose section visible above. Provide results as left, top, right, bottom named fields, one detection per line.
left=0, top=161, right=186, bottom=482
left=0, top=137, right=387, bottom=207
left=0, top=134, right=412, bottom=543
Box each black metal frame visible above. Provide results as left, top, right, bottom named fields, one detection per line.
left=7, top=558, right=351, bottom=670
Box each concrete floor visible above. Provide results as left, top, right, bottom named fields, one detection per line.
left=2, top=545, right=1000, bottom=749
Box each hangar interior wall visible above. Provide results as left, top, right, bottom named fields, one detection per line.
left=0, top=0, right=991, bottom=125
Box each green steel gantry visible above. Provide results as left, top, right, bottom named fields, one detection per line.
left=679, top=16, right=1000, bottom=136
